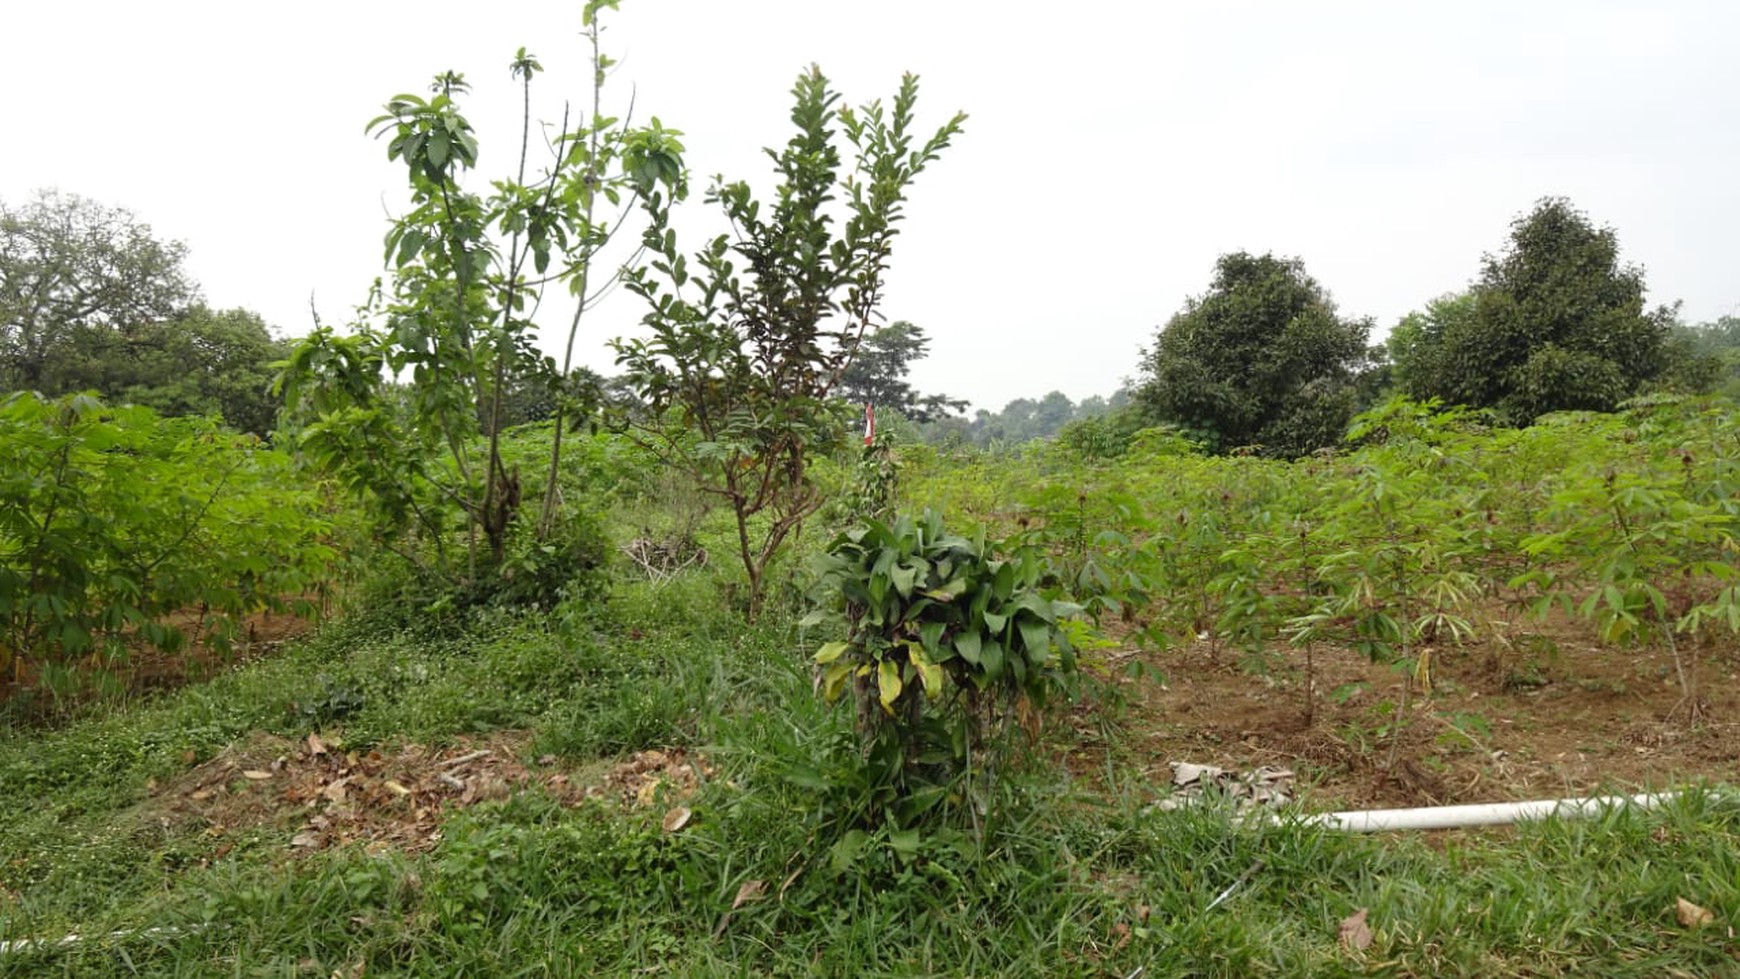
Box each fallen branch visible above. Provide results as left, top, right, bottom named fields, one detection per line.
left=439, top=749, right=492, bottom=770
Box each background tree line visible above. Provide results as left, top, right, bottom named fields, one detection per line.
left=5, top=189, right=1733, bottom=456
left=1, top=191, right=291, bottom=436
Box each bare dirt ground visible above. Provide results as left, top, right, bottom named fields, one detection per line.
left=1077, top=623, right=1740, bottom=812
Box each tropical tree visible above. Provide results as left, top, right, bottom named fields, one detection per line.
left=1136, top=251, right=1373, bottom=456
left=614, top=66, right=965, bottom=619
left=0, top=192, right=294, bottom=434
left=836, top=320, right=966, bottom=422
left=1397, top=198, right=1675, bottom=422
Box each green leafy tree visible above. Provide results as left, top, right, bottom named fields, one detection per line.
left=0, top=190, right=199, bottom=394
left=836, top=320, right=966, bottom=422
left=1136, top=251, right=1373, bottom=456
left=101, top=306, right=290, bottom=437
left=281, top=6, right=684, bottom=585
left=0, top=192, right=294, bottom=435
left=615, top=66, right=964, bottom=619
left=1663, top=314, right=1740, bottom=398
left=1399, top=198, right=1675, bottom=422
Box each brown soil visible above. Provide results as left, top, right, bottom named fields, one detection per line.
left=143, top=731, right=712, bottom=863
left=1071, top=622, right=1740, bottom=812
left=2, top=607, right=315, bottom=721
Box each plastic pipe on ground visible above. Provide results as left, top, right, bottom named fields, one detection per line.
left=1300, top=791, right=1681, bottom=832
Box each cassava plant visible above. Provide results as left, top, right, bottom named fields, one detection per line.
left=614, top=66, right=965, bottom=620
left=810, top=509, right=1086, bottom=825
left=0, top=392, right=338, bottom=693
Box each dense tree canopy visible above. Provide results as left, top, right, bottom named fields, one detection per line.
left=1, top=190, right=198, bottom=393
left=1, top=190, right=288, bottom=434
left=835, top=320, right=966, bottom=422
left=1136, top=251, right=1373, bottom=456
left=1391, top=198, right=1675, bottom=423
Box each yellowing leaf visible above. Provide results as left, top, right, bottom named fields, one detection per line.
left=878, top=659, right=903, bottom=715
left=821, top=661, right=853, bottom=703
left=813, top=641, right=850, bottom=665
left=907, top=642, right=945, bottom=697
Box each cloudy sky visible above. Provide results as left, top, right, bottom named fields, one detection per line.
left=4, top=1, right=1736, bottom=411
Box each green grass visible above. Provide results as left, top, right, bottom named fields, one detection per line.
left=3, top=576, right=1737, bottom=977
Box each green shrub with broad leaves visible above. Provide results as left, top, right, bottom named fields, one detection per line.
left=810, top=508, right=1088, bottom=819
left=0, top=392, right=341, bottom=691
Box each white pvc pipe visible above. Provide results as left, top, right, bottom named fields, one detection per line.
left=1300, top=791, right=1681, bottom=832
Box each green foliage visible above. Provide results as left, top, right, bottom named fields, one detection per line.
left=1664, top=314, right=1740, bottom=398
left=1398, top=198, right=1675, bottom=423
left=0, top=190, right=198, bottom=395
left=1137, top=251, right=1375, bottom=456
left=810, top=509, right=1084, bottom=821
left=615, top=66, right=965, bottom=619
left=0, top=391, right=337, bottom=693
left=281, top=12, right=683, bottom=585
left=835, top=320, right=966, bottom=422
left=0, top=192, right=290, bottom=435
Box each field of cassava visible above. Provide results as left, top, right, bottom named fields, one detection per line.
left=2, top=394, right=1736, bottom=977
left=7, top=10, right=1740, bottom=972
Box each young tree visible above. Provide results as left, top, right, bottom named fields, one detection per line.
left=280, top=4, right=683, bottom=583
left=835, top=320, right=966, bottom=422
left=1136, top=251, right=1373, bottom=456
left=1402, top=198, right=1675, bottom=423
left=614, top=66, right=965, bottom=619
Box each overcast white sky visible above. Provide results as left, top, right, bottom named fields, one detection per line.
left=4, top=1, right=1736, bottom=411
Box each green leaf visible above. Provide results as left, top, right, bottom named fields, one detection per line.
left=1016, top=616, right=1051, bottom=662
left=890, top=561, right=920, bottom=598
left=953, top=629, right=982, bottom=665
left=814, top=641, right=850, bottom=665
left=980, top=640, right=1005, bottom=680
left=918, top=621, right=945, bottom=655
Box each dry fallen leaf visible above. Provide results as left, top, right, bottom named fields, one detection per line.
left=242, top=770, right=273, bottom=781
left=1676, top=897, right=1714, bottom=929
left=307, top=732, right=328, bottom=756
left=190, top=789, right=214, bottom=801
left=731, top=880, right=766, bottom=910
left=1338, top=908, right=1373, bottom=951
left=383, top=780, right=412, bottom=797
left=662, top=806, right=692, bottom=834
left=290, top=831, right=322, bottom=849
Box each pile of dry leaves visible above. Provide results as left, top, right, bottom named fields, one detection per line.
left=153, top=732, right=712, bottom=857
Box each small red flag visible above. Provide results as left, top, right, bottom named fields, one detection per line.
left=863, top=403, right=875, bottom=446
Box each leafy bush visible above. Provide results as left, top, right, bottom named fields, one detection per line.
left=810, top=509, right=1087, bottom=821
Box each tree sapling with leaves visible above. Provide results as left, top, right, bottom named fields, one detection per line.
left=614, top=66, right=965, bottom=619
